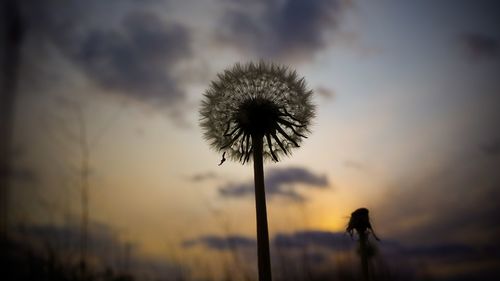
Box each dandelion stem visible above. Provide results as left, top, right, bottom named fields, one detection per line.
left=253, top=135, right=272, bottom=281
left=359, top=231, right=370, bottom=281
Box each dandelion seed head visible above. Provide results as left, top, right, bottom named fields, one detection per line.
left=347, top=208, right=380, bottom=241
left=200, top=61, right=315, bottom=163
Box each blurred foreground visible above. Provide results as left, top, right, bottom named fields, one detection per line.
left=3, top=222, right=498, bottom=281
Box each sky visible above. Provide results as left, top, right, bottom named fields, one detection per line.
left=4, top=0, right=500, bottom=280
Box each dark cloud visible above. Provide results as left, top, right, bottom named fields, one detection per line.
left=219, top=167, right=329, bottom=202
left=183, top=235, right=256, bottom=251
left=460, top=32, right=499, bottom=61
left=399, top=243, right=475, bottom=258
left=182, top=230, right=492, bottom=259
left=75, top=12, right=190, bottom=105
left=184, top=230, right=500, bottom=280
left=274, top=230, right=353, bottom=251
left=275, top=231, right=488, bottom=261
left=184, top=231, right=353, bottom=253
left=218, top=0, right=350, bottom=60
left=21, top=1, right=192, bottom=124
left=393, top=242, right=500, bottom=281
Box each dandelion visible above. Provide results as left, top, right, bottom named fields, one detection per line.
left=346, top=208, right=380, bottom=281
left=200, top=61, right=315, bottom=281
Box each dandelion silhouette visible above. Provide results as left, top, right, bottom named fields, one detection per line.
left=346, top=208, right=380, bottom=281
left=200, top=61, right=315, bottom=281
left=346, top=208, right=380, bottom=241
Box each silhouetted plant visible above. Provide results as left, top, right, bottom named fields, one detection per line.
left=347, top=208, right=380, bottom=281
left=1, top=0, right=25, bottom=238
left=200, top=61, right=315, bottom=281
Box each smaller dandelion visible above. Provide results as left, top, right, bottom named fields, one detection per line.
left=346, top=208, right=379, bottom=281
left=346, top=208, right=380, bottom=241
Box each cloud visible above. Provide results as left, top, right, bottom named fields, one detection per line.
left=183, top=230, right=352, bottom=253
left=22, top=1, right=192, bottom=124
left=218, top=0, right=351, bottom=60
left=182, top=230, right=491, bottom=259
left=75, top=11, right=190, bottom=106
left=274, top=230, right=353, bottom=251
left=183, top=230, right=500, bottom=280
left=273, top=230, right=484, bottom=260
left=187, top=172, right=217, bottom=182
left=316, top=87, right=336, bottom=100
left=460, top=32, right=499, bottom=61
left=398, top=243, right=475, bottom=258
left=183, top=235, right=256, bottom=251
left=219, top=167, right=329, bottom=202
